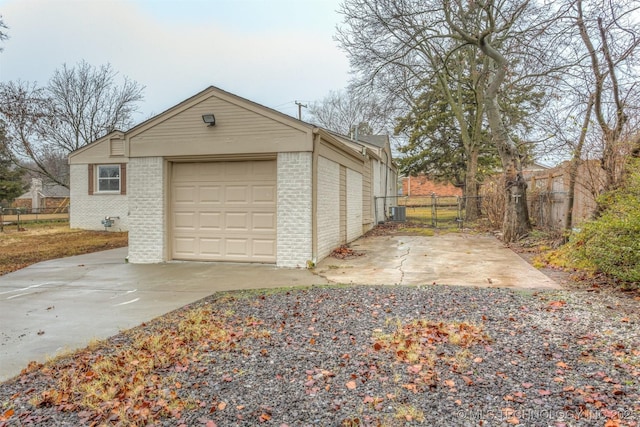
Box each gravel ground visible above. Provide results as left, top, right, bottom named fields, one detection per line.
left=0, top=282, right=638, bottom=427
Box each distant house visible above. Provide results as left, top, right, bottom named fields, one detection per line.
left=68, top=86, right=397, bottom=267
left=12, top=178, right=69, bottom=212
left=400, top=174, right=462, bottom=197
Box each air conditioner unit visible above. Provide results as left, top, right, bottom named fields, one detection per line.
left=389, top=206, right=406, bottom=222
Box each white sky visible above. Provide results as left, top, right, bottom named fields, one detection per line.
left=0, top=0, right=350, bottom=123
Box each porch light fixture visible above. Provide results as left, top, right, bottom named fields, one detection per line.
left=202, top=114, right=216, bottom=126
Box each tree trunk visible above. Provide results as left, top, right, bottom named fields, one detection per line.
left=479, top=40, right=531, bottom=242
left=565, top=95, right=593, bottom=232
left=465, top=148, right=480, bottom=221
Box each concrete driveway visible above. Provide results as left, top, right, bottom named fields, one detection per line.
left=0, top=248, right=328, bottom=382
left=315, top=233, right=561, bottom=289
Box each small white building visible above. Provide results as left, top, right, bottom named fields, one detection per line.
left=68, top=86, right=396, bottom=267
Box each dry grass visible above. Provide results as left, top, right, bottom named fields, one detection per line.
left=0, top=221, right=127, bottom=276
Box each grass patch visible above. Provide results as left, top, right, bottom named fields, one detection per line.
left=0, top=221, right=127, bottom=276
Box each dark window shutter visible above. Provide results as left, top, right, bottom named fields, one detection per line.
left=120, top=163, right=127, bottom=195
left=88, top=164, right=94, bottom=195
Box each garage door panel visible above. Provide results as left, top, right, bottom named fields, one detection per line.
left=174, top=212, right=197, bottom=230
left=225, top=185, right=250, bottom=203
left=226, top=212, right=249, bottom=230
left=172, top=160, right=276, bottom=263
left=200, top=238, right=222, bottom=257
left=253, top=239, right=276, bottom=257
left=226, top=239, right=249, bottom=257
left=199, top=212, right=222, bottom=230
left=199, top=186, right=222, bottom=203
left=253, top=160, right=277, bottom=176
left=252, top=212, right=276, bottom=231
left=253, top=186, right=276, bottom=203
left=174, top=185, right=196, bottom=204
left=174, top=237, right=197, bottom=257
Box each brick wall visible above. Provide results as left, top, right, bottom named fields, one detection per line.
left=127, top=157, right=165, bottom=263
left=346, top=168, right=362, bottom=243
left=317, top=156, right=341, bottom=261
left=276, top=152, right=313, bottom=268
left=69, top=164, right=129, bottom=231
left=401, top=175, right=462, bottom=197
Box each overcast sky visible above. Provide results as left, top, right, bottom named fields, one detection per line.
left=0, top=0, right=350, bottom=123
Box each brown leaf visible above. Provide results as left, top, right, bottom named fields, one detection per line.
left=346, top=381, right=357, bottom=390
left=217, top=402, right=227, bottom=411
left=1, top=408, right=15, bottom=420
left=444, top=379, right=455, bottom=388
left=538, top=389, right=552, bottom=396
left=259, top=413, right=271, bottom=422
left=462, top=376, right=474, bottom=386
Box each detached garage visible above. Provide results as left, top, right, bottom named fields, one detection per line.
left=69, top=86, right=396, bottom=267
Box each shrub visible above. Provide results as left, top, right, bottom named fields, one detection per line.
left=566, top=160, right=640, bottom=284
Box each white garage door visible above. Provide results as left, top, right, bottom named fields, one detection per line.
left=171, top=160, right=277, bottom=262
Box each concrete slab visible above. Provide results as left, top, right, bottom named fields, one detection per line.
left=315, top=233, right=561, bottom=289
left=0, top=248, right=328, bottom=382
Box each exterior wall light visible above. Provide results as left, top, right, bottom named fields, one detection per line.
left=202, top=114, right=216, bottom=126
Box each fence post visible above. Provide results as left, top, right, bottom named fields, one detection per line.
left=431, top=193, right=437, bottom=228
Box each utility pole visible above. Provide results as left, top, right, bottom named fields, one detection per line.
left=294, top=100, right=307, bottom=120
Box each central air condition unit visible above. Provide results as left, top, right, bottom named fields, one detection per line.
left=389, top=206, right=406, bottom=222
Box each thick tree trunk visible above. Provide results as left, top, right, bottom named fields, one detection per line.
left=465, top=149, right=480, bottom=221
left=480, top=41, right=531, bottom=242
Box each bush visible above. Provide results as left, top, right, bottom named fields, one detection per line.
left=567, top=160, right=640, bottom=284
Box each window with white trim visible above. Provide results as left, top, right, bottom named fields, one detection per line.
left=97, top=165, right=121, bottom=192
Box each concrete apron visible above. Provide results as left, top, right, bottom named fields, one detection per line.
left=0, top=247, right=328, bottom=382
left=315, top=233, right=561, bottom=289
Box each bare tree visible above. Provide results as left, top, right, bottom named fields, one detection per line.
left=0, top=61, right=144, bottom=187
left=307, top=89, right=394, bottom=136
left=0, top=15, right=8, bottom=51
left=573, top=0, right=640, bottom=199
left=337, top=0, right=559, bottom=240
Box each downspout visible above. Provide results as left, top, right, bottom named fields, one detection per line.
left=311, top=128, right=320, bottom=265
left=383, top=149, right=389, bottom=217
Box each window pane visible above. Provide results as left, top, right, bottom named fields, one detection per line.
left=98, top=165, right=120, bottom=178
left=97, top=165, right=121, bottom=192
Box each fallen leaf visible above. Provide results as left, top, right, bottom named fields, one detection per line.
left=1, top=408, right=15, bottom=420
left=521, top=382, right=534, bottom=388
left=538, top=389, right=552, bottom=396
left=217, top=402, right=227, bottom=411
left=346, top=381, right=357, bottom=390
left=259, top=413, right=271, bottom=422
left=444, top=379, right=455, bottom=387
left=548, top=300, right=566, bottom=308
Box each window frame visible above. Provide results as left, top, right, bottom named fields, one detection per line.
left=96, top=164, right=121, bottom=194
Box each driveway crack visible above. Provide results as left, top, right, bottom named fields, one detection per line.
left=397, top=245, right=410, bottom=285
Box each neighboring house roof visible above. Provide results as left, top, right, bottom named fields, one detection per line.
left=16, top=179, right=69, bottom=199
left=357, top=135, right=388, bottom=149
